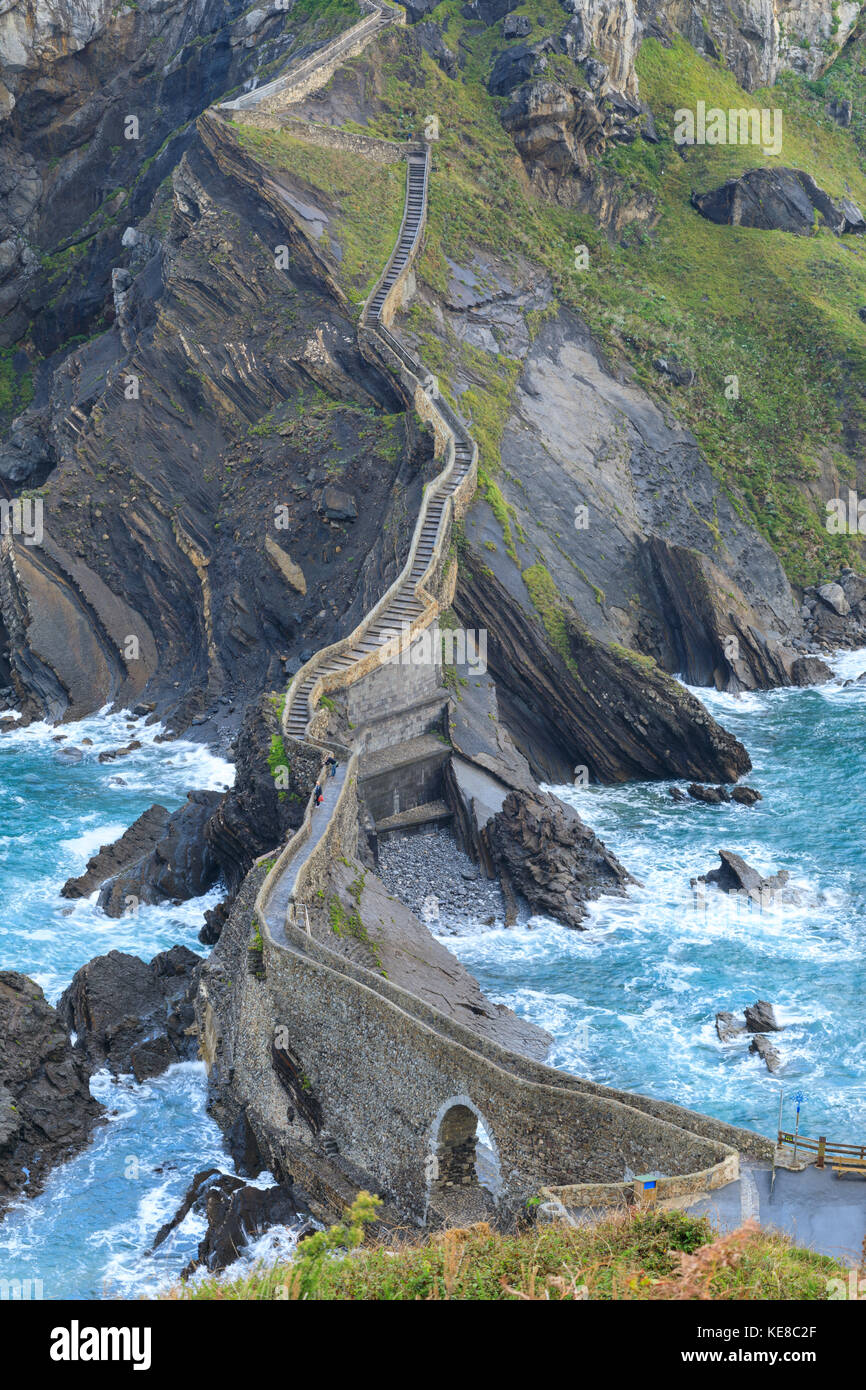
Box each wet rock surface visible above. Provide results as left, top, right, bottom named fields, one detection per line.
left=485, top=789, right=633, bottom=930
left=58, top=946, right=201, bottom=1082
left=0, top=971, right=103, bottom=1214
left=61, top=804, right=170, bottom=899
left=716, top=1000, right=783, bottom=1072
left=693, top=850, right=791, bottom=906
left=151, top=1167, right=313, bottom=1277
left=96, top=791, right=222, bottom=917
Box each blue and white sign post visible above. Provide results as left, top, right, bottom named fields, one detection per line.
left=792, top=1090, right=805, bottom=1164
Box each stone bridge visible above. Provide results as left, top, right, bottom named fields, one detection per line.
left=201, top=5, right=774, bottom=1229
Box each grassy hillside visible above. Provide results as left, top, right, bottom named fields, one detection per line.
left=232, top=124, right=407, bottom=308
left=170, top=1198, right=846, bottom=1301
left=333, top=8, right=866, bottom=584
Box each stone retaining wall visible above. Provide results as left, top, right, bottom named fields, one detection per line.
left=259, top=918, right=735, bottom=1224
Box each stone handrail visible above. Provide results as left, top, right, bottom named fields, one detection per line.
left=278, top=146, right=477, bottom=744
left=219, top=0, right=401, bottom=112
left=227, top=10, right=475, bottom=934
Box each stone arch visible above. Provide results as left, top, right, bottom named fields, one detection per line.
left=425, top=1094, right=502, bottom=1227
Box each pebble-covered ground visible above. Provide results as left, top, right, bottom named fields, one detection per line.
left=376, top=827, right=506, bottom=934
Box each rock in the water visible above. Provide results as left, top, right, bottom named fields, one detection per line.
left=731, top=785, right=762, bottom=805
left=692, top=168, right=866, bottom=236
left=687, top=783, right=730, bottom=804
left=152, top=1167, right=312, bottom=1277
left=750, top=1033, right=781, bottom=1073
left=61, top=804, right=170, bottom=898
left=484, top=789, right=634, bottom=929
left=694, top=850, right=789, bottom=905
left=669, top=786, right=687, bottom=801
left=97, top=791, right=222, bottom=916
left=97, top=740, right=142, bottom=762
left=744, top=999, right=781, bottom=1033
left=789, top=656, right=832, bottom=686
left=716, top=1011, right=746, bottom=1042
left=0, top=972, right=103, bottom=1213
left=58, top=946, right=201, bottom=1081
left=54, top=745, right=84, bottom=763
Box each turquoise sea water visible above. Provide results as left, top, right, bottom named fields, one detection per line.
left=442, top=647, right=866, bottom=1147
left=0, top=651, right=864, bottom=1296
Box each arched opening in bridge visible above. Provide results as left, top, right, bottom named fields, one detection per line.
left=427, top=1097, right=501, bottom=1226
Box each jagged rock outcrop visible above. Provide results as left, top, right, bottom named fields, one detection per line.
left=692, top=168, right=866, bottom=236
left=61, top=792, right=222, bottom=913
left=483, top=788, right=634, bottom=928
left=61, top=803, right=171, bottom=898
left=802, top=570, right=866, bottom=650
left=0, top=0, right=308, bottom=352
left=750, top=1033, right=781, bottom=1072
left=0, top=111, right=428, bottom=727
left=0, top=971, right=103, bottom=1214
left=693, top=849, right=791, bottom=905
left=151, top=1167, right=313, bottom=1277
left=424, top=298, right=807, bottom=710
left=455, top=538, right=752, bottom=786
left=744, top=999, right=782, bottom=1033
left=58, top=945, right=201, bottom=1081
left=96, top=791, right=222, bottom=916
left=716, top=999, right=783, bottom=1070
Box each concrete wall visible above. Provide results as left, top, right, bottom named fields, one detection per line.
left=359, top=746, right=449, bottom=822
left=346, top=623, right=446, bottom=750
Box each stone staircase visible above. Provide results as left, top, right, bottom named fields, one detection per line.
left=283, top=151, right=475, bottom=743
left=219, top=0, right=478, bottom=929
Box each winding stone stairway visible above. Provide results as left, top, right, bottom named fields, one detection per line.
left=197, top=8, right=773, bottom=1226
left=214, top=3, right=478, bottom=915
left=284, top=151, right=474, bottom=743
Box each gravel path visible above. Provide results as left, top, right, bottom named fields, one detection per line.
left=376, top=827, right=507, bottom=934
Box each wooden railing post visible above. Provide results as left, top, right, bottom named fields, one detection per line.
left=817, top=1136, right=826, bottom=1169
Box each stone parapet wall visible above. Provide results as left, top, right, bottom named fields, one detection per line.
left=257, top=917, right=734, bottom=1223
left=220, top=0, right=402, bottom=115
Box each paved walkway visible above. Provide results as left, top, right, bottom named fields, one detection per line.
left=264, top=764, right=347, bottom=940
left=685, top=1161, right=866, bottom=1266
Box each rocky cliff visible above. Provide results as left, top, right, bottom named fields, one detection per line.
left=2, top=0, right=863, bottom=743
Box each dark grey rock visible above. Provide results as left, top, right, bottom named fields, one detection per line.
left=694, top=849, right=790, bottom=905
left=97, top=791, right=222, bottom=916
left=716, top=1011, right=746, bottom=1042
left=0, top=972, right=103, bottom=1214
left=687, top=783, right=730, bottom=804
left=692, top=167, right=866, bottom=237
left=57, top=945, right=201, bottom=1081
left=749, top=1033, right=781, bottom=1073
left=731, top=784, right=761, bottom=805
left=744, top=999, right=781, bottom=1033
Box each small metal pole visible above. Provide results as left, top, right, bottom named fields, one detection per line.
left=792, top=1090, right=804, bottom=1164
left=777, top=1085, right=784, bottom=1146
